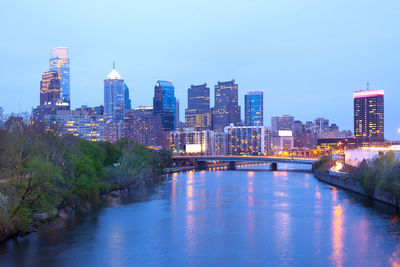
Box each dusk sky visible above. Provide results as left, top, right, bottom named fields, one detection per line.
left=1, top=0, right=399, bottom=137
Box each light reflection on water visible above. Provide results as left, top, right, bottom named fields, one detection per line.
left=1, top=163, right=400, bottom=266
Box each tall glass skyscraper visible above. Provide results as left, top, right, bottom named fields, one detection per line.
left=354, top=89, right=384, bottom=143
left=212, top=80, right=241, bottom=132
left=244, top=91, right=263, bottom=126
left=124, top=83, right=132, bottom=110
left=49, top=47, right=70, bottom=108
left=104, top=67, right=125, bottom=142
left=153, top=80, right=176, bottom=131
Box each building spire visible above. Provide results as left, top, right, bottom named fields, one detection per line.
left=367, top=82, right=369, bottom=90
left=113, top=60, right=115, bottom=70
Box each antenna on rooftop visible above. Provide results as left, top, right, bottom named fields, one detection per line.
left=366, top=82, right=369, bottom=90
left=113, top=60, right=115, bottom=70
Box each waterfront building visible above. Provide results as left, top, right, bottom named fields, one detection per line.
left=264, top=127, right=273, bottom=154
left=170, top=129, right=215, bottom=155
left=272, top=130, right=294, bottom=152
left=214, top=132, right=228, bottom=155
left=123, top=108, right=162, bottom=147
left=292, top=120, right=305, bottom=148
left=185, top=83, right=212, bottom=131
left=304, top=121, right=317, bottom=148
left=40, top=71, right=61, bottom=106
left=244, top=91, right=263, bottom=126
left=49, top=47, right=70, bottom=107
left=317, top=137, right=357, bottom=151
left=224, top=124, right=265, bottom=155
left=354, top=89, right=384, bottom=143
left=212, top=80, right=241, bottom=132
left=271, top=115, right=294, bottom=134
left=153, top=80, right=177, bottom=131
left=44, top=107, right=104, bottom=141
left=104, top=65, right=125, bottom=142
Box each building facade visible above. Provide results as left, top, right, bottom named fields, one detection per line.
left=104, top=67, right=125, bottom=142
left=224, top=125, right=265, bottom=155
left=212, top=80, right=241, bottom=132
left=185, top=83, right=212, bottom=131
left=271, top=115, right=294, bottom=134
left=244, top=91, right=263, bottom=126
left=40, top=71, right=61, bottom=106
left=49, top=47, right=70, bottom=107
left=153, top=80, right=177, bottom=131
left=354, top=89, right=384, bottom=143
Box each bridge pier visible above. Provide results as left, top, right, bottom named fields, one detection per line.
left=195, top=161, right=208, bottom=170
left=270, top=162, right=277, bottom=171
left=228, top=161, right=237, bottom=170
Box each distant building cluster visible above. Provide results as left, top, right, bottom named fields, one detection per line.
left=30, top=47, right=385, bottom=155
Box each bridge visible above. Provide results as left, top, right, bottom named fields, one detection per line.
left=172, top=155, right=319, bottom=171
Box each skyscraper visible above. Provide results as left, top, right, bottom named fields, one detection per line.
left=244, top=91, right=263, bottom=126
left=185, top=83, right=212, bottom=131
left=212, top=80, right=241, bottom=131
left=153, top=80, right=177, bottom=131
left=104, top=65, right=125, bottom=142
left=124, top=84, right=132, bottom=110
left=40, top=71, right=61, bottom=106
left=314, top=118, right=329, bottom=137
left=49, top=47, right=70, bottom=107
left=354, top=89, right=384, bottom=143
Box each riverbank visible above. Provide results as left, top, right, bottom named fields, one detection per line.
left=314, top=170, right=400, bottom=208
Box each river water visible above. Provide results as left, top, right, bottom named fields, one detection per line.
left=1, top=163, right=400, bottom=266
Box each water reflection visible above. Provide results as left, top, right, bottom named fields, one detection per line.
left=331, top=205, right=344, bottom=266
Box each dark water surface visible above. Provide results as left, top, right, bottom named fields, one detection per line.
left=1, top=163, right=400, bottom=266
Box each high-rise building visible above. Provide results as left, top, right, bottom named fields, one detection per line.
left=153, top=80, right=177, bottom=131
left=124, top=84, right=132, bottom=110
left=40, top=71, right=61, bottom=106
left=271, top=115, right=294, bottom=134
left=225, top=125, right=265, bottom=155
left=104, top=65, right=125, bottom=142
left=123, top=108, right=162, bottom=147
left=244, top=91, right=263, bottom=126
left=185, top=83, right=212, bottom=131
left=292, top=120, right=305, bottom=148
left=354, top=89, right=384, bottom=143
left=170, top=129, right=215, bottom=155
left=212, top=80, right=241, bottom=131
left=44, top=107, right=104, bottom=141
left=176, top=99, right=180, bottom=125
left=314, top=118, right=329, bottom=137
left=49, top=47, right=70, bottom=107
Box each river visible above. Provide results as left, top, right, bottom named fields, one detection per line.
left=1, top=163, right=400, bottom=266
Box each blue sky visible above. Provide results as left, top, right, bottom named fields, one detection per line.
left=1, top=0, right=399, bottom=137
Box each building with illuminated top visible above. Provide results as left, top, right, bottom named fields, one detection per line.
left=49, top=47, right=70, bottom=107
left=40, top=71, right=61, bottom=106
left=104, top=64, right=125, bottom=142
left=244, top=91, right=263, bottom=126
left=354, top=89, right=384, bottom=144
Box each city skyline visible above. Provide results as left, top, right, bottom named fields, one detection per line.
left=1, top=0, right=400, bottom=137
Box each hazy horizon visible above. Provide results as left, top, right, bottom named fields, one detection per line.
left=1, top=0, right=399, bottom=138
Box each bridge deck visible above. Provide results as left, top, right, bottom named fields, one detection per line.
left=173, top=155, right=319, bottom=164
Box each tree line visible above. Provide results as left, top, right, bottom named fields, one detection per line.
left=0, top=109, right=172, bottom=243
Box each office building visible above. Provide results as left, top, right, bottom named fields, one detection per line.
left=354, top=89, right=384, bottom=143
left=170, top=129, right=215, bottom=155
left=271, top=115, right=294, bottom=134
left=314, top=118, right=329, bottom=137
left=185, top=83, right=212, bottom=131
left=49, top=47, right=70, bottom=107
left=244, top=91, right=263, bottom=126
left=123, top=108, right=162, bottom=147
left=153, top=80, right=177, bottom=131
left=212, top=80, right=241, bottom=131
left=44, top=107, right=104, bottom=141
left=40, top=71, right=61, bottom=106
left=104, top=65, right=125, bottom=142
left=124, top=84, right=132, bottom=110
